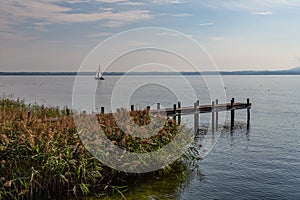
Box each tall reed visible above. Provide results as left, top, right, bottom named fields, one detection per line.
left=0, top=98, right=193, bottom=199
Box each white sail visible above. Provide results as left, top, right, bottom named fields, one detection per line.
left=95, top=65, right=104, bottom=80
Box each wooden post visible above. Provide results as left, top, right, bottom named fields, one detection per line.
left=231, top=98, right=235, bottom=130
left=131, top=105, right=134, bottom=111
left=27, top=111, right=31, bottom=120
left=101, top=107, right=105, bottom=114
left=215, top=99, right=219, bottom=130
left=146, top=106, right=151, bottom=113
left=173, top=104, right=177, bottom=121
left=178, top=102, right=181, bottom=125
left=212, top=101, right=215, bottom=133
left=194, top=101, right=199, bottom=133
left=157, top=103, right=160, bottom=110
left=247, top=98, right=250, bottom=129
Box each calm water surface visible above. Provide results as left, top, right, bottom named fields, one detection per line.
left=0, top=75, right=299, bottom=199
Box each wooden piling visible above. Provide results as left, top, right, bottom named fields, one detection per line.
left=247, top=98, right=250, bottom=129
left=178, top=102, right=181, bottom=125
left=157, top=103, right=161, bottom=110
left=231, top=98, right=235, bottom=130
left=173, top=104, right=177, bottom=121
left=212, top=101, right=215, bottom=133
left=194, top=101, right=199, bottom=133
left=215, top=99, right=219, bottom=130
left=27, top=111, right=31, bottom=120
left=131, top=105, right=134, bottom=111
left=101, top=107, right=105, bottom=114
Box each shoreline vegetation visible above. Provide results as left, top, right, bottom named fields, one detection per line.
left=0, top=97, right=197, bottom=199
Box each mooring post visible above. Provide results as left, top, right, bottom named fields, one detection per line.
left=173, top=104, right=177, bottom=121
left=101, top=107, right=105, bottom=114
left=157, top=103, right=160, bottom=110
left=194, top=101, right=199, bottom=133
left=212, top=101, right=215, bottom=133
left=215, top=99, right=219, bottom=130
left=178, top=101, right=181, bottom=125
left=131, top=105, right=134, bottom=111
left=247, top=98, right=250, bottom=129
left=231, top=98, right=235, bottom=130
left=146, top=106, right=151, bottom=111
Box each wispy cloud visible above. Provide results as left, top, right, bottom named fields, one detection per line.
left=158, top=13, right=192, bottom=17
left=87, top=32, right=113, bottom=38
left=210, top=36, right=225, bottom=41
left=252, top=11, right=273, bottom=15
left=152, top=0, right=185, bottom=4
left=0, top=0, right=152, bottom=33
left=199, top=22, right=214, bottom=26
left=197, top=0, right=300, bottom=11
left=156, top=32, right=181, bottom=37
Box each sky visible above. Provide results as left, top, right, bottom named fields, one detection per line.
left=1, top=0, right=300, bottom=72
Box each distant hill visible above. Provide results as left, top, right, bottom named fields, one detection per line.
left=1, top=68, right=300, bottom=76
left=289, top=66, right=300, bottom=72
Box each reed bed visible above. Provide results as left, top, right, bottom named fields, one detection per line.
left=0, top=98, right=193, bottom=199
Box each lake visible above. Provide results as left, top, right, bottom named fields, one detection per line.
left=0, top=75, right=299, bottom=199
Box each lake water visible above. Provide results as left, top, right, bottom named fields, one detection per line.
left=1, top=75, right=299, bottom=199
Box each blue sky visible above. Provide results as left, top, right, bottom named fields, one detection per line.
left=0, top=0, right=300, bottom=71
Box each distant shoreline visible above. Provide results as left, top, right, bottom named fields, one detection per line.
left=1, top=70, right=300, bottom=76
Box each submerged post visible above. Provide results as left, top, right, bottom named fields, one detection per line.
left=215, top=99, right=219, bottom=130
left=178, top=101, right=181, bottom=125
left=194, top=101, right=199, bottom=133
left=247, top=98, right=250, bottom=129
left=212, top=101, right=215, bottom=133
left=231, top=98, right=235, bottom=130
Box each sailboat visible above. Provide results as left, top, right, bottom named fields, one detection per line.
left=95, top=65, right=105, bottom=80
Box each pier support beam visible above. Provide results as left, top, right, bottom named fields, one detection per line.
left=247, top=98, right=250, bottom=129
left=231, top=98, right=235, bottom=130
left=212, top=101, right=215, bottom=133
left=178, top=102, right=181, bottom=125
left=173, top=104, right=177, bottom=121
left=194, top=101, right=199, bottom=133
left=216, top=99, right=219, bottom=131
left=157, top=103, right=160, bottom=110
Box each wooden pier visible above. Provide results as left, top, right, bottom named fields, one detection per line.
left=100, top=98, right=252, bottom=132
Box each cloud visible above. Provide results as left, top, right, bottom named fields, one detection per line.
left=252, top=11, right=273, bottom=15
left=152, top=0, right=185, bottom=4
left=199, top=22, right=214, bottom=26
left=0, top=0, right=152, bottom=33
left=210, top=36, right=225, bottom=41
left=156, top=32, right=181, bottom=37
left=196, top=0, right=300, bottom=11
left=158, top=13, right=192, bottom=17
left=87, top=32, right=113, bottom=38
left=172, top=13, right=192, bottom=17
